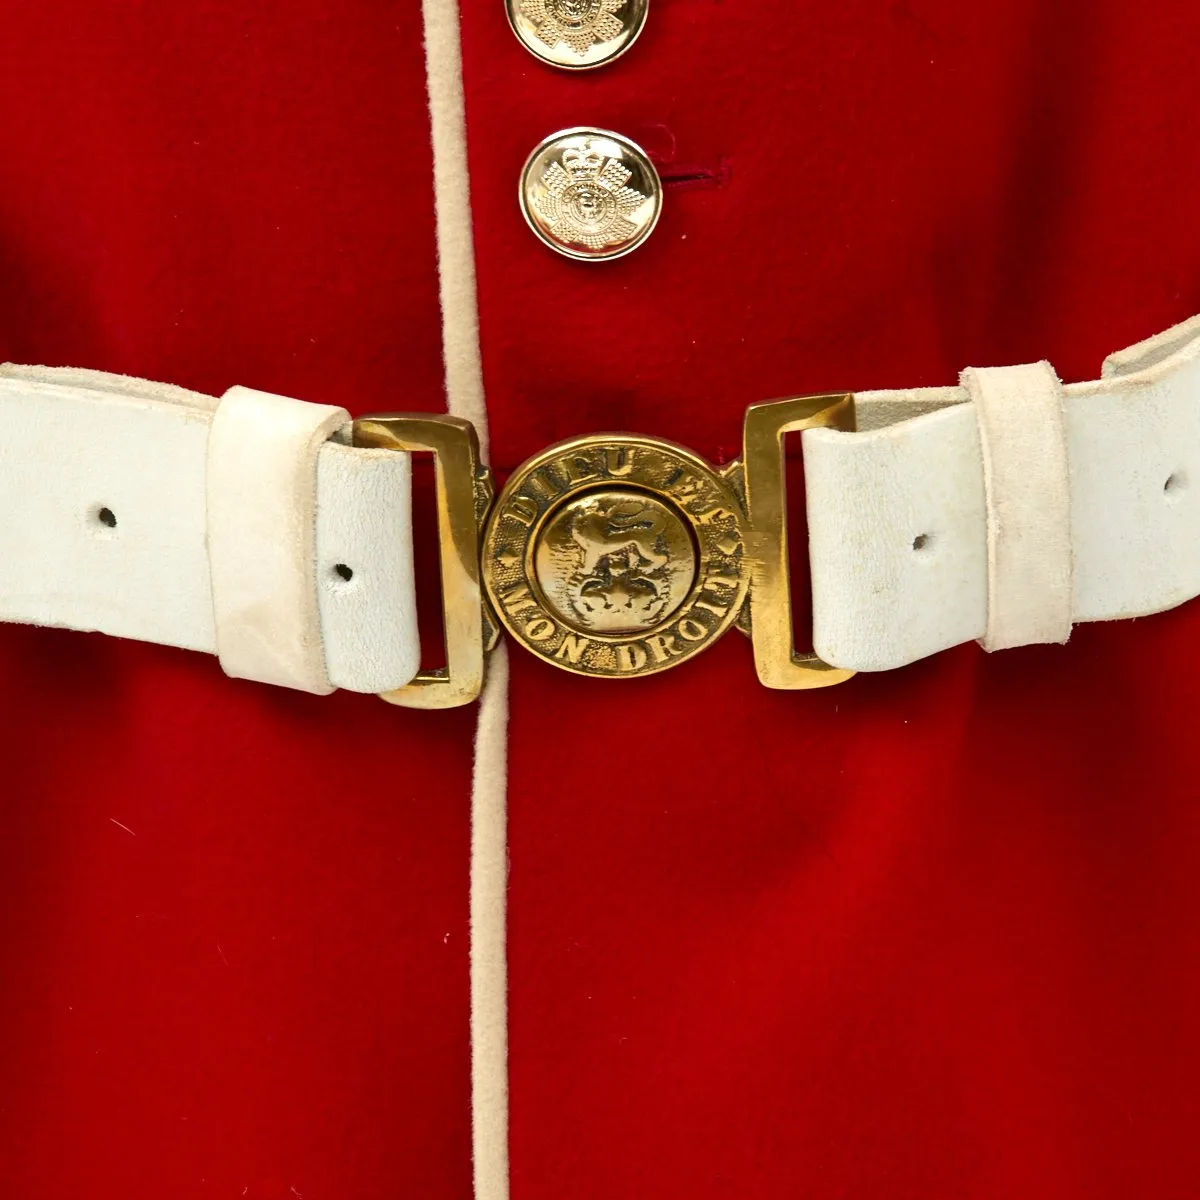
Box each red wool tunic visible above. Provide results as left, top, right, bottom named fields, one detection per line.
left=2, top=2, right=1200, bottom=1197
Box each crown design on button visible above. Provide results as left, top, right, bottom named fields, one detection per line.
left=521, top=130, right=662, bottom=260
left=520, top=0, right=627, bottom=57
left=560, top=143, right=608, bottom=177
left=537, top=147, right=647, bottom=250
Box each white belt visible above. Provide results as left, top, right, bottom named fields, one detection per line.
left=3, top=311, right=1199, bottom=703
left=807, top=312, right=1200, bottom=670
left=0, top=366, right=419, bottom=695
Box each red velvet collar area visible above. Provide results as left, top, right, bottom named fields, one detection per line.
left=4, top=2, right=1200, bottom=1197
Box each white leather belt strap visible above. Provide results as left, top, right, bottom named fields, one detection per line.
left=208, top=386, right=351, bottom=693
left=0, top=365, right=420, bottom=694
left=805, top=312, right=1200, bottom=672
left=963, top=361, right=1073, bottom=651
left=5, top=312, right=1200, bottom=692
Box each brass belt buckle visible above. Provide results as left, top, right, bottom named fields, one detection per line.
left=357, top=394, right=855, bottom=708
left=353, top=415, right=496, bottom=710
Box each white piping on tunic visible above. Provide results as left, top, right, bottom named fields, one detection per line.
left=421, top=2, right=510, bottom=1197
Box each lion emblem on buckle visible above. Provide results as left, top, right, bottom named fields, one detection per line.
left=534, top=492, right=696, bottom=634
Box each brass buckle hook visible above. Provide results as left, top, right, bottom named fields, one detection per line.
left=742, top=393, right=857, bottom=689
left=353, top=415, right=495, bottom=709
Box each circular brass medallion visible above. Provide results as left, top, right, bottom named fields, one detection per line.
left=483, top=435, right=749, bottom=679
left=506, top=0, right=649, bottom=70
left=520, top=129, right=662, bottom=262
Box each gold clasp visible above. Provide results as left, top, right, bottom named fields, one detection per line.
left=742, top=394, right=857, bottom=689
left=359, top=395, right=857, bottom=702
left=353, top=414, right=494, bottom=709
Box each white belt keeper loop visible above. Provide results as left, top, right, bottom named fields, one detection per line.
left=962, top=361, right=1074, bottom=652
left=207, top=385, right=351, bottom=693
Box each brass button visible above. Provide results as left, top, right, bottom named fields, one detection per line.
left=520, top=128, right=662, bottom=262
left=506, top=0, right=649, bottom=69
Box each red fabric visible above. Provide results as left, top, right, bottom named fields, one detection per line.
left=3, top=2, right=1200, bottom=1197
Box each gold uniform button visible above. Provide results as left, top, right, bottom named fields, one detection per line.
left=520, top=128, right=663, bottom=262
left=506, top=0, right=649, bottom=70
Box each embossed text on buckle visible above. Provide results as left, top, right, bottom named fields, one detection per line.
left=483, top=434, right=749, bottom=678
left=358, top=394, right=855, bottom=707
